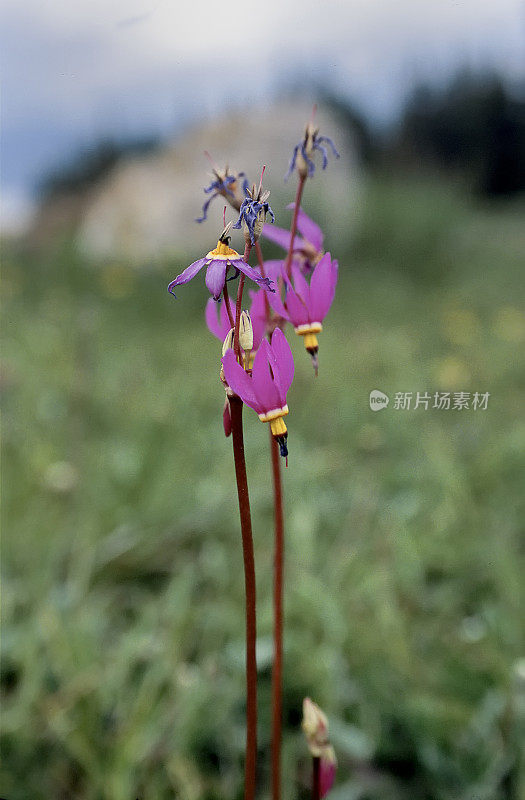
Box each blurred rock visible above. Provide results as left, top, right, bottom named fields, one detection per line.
left=74, top=102, right=361, bottom=264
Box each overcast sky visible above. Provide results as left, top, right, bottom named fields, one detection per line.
left=2, top=0, right=524, bottom=225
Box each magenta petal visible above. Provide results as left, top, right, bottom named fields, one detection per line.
left=319, top=759, right=336, bottom=798
left=251, top=341, right=281, bottom=412
left=270, top=328, right=294, bottom=399
left=205, top=260, right=228, bottom=299
left=309, top=252, right=337, bottom=322
left=268, top=287, right=290, bottom=321
left=283, top=281, right=309, bottom=327
left=249, top=290, right=267, bottom=349
left=287, top=203, right=324, bottom=251
left=221, top=350, right=261, bottom=412
left=205, top=298, right=224, bottom=340
left=262, top=222, right=303, bottom=252
left=263, top=260, right=285, bottom=282
left=291, top=264, right=311, bottom=307
left=168, top=257, right=207, bottom=293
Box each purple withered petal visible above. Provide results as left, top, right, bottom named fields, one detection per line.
left=287, top=203, right=324, bottom=252
left=205, top=260, right=228, bottom=300
left=270, top=328, right=294, bottom=397
left=309, top=252, right=338, bottom=322
left=222, top=350, right=261, bottom=413
left=313, top=141, right=329, bottom=169
left=251, top=341, right=281, bottom=411
left=168, top=257, right=207, bottom=295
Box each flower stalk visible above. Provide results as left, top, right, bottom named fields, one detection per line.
left=284, top=175, right=306, bottom=278
left=229, top=394, right=258, bottom=800
left=270, top=431, right=284, bottom=800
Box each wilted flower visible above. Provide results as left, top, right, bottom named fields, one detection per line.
left=269, top=253, right=338, bottom=372
left=222, top=328, right=294, bottom=459
left=263, top=204, right=324, bottom=273
left=286, top=122, right=339, bottom=181
left=196, top=161, right=249, bottom=222
left=302, top=698, right=337, bottom=798
left=233, top=167, right=275, bottom=245
left=168, top=222, right=274, bottom=300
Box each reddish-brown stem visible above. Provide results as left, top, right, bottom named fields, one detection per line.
left=283, top=175, right=306, bottom=278
left=255, top=240, right=272, bottom=321
left=270, top=432, right=284, bottom=800
left=222, top=279, right=236, bottom=331
left=312, top=756, right=321, bottom=800
left=233, top=243, right=252, bottom=361
left=230, top=395, right=258, bottom=800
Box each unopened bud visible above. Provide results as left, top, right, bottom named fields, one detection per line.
left=222, top=328, right=234, bottom=356
left=302, top=698, right=329, bottom=754
left=239, top=311, right=253, bottom=351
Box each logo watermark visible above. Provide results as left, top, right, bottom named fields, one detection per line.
left=369, top=390, right=490, bottom=411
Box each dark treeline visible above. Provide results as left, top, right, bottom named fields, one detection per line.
left=325, top=70, right=525, bottom=198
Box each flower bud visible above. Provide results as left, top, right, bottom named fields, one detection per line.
left=222, top=328, right=234, bottom=357
left=302, top=698, right=329, bottom=754
left=239, top=311, right=253, bottom=351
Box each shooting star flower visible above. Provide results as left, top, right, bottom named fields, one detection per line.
left=263, top=204, right=325, bottom=272
left=302, top=698, right=337, bottom=798
left=196, top=159, right=249, bottom=222
left=233, top=166, right=275, bottom=245
left=268, top=253, right=338, bottom=373
left=222, top=328, right=294, bottom=459
left=168, top=223, right=274, bottom=301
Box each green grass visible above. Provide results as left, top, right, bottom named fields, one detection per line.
left=2, top=176, right=525, bottom=800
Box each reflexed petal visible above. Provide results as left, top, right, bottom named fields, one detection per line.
left=262, top=223, right=302, bottom=252
left=291, top=264, right=311, bottom=307
left=249, top=290, right=268, bottom=349
left=287, top=203, right=324, bottom=251
left=268, top=289, right=290, bottom=321
left=234, top=259, right=274, bottom=292
left=282, top=276, right=309, bottom=326
left=168, top=258, right=207, bottom=294
left=309, top=252, right=338, bottom=321
left=270, top=328, right=294, bottom=398
left=205, top=260, right=228, bottom=299
left=222, top=350, right=261, bottom=412
left=252, top=341, right=281, bottom=411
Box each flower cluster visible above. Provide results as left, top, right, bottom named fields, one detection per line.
left=167, top=111, right=341, bottom=799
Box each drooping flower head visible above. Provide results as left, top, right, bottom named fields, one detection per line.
left=196, top=154, right=249, bottom=222
left=263, top=204, right=325, bottom=273
left=222, top=328, right=294, bottom=459
left=233, top=166, right=275, bottom=245
left=168, top=221, right=274, bottom=301
left=302, top=698, right=337, bottom=798
left=269, top=253, right=338, bottom=373
left=286, top=113, right=340, bottom=181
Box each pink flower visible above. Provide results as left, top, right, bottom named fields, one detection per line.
left=263, top=204, right=324, bottom=272
left=268, top=252, right=338, bottom=372
left=222, top=328, right=294, bottom=458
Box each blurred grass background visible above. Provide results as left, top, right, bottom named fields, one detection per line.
left=2, top=174, right=525, bottom=799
